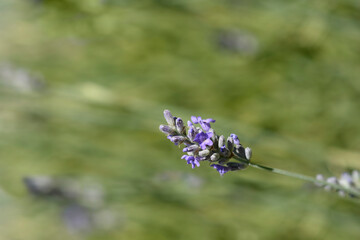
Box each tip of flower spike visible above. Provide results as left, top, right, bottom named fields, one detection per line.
left=163, top=109, right=175, bottom=126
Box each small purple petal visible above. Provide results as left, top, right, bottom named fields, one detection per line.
left=199, top=121, right=211, bottom=131
left=194, top=159, right=200, bottom=167
left=220, top=146, right=226, bottom=152
left=184, top=156, right=200, bottom=168
left=230, top=134, right=240, bottom=145
left=341, top=173, right=353, bottom=183
left=200, top=138, right=213, bottom=150
left=194, top=132, right=209, bottom=144
left=203, top=118, right=216, bottom=123
left=211, top=164, right=230, bottom=176
left=191, top=116, right=199, bottom=124
left=187, top=121, right=193, bottom=127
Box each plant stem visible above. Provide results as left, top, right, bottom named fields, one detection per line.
left=233, top=156, right=360, bottom=197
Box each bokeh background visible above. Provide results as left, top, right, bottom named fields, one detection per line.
left=0, top=0, right=360, bottom=239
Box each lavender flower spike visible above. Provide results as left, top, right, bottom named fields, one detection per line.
left=315, top=171, right=360, bottom=198
left=159, top=110, right=251, bottom=176
left=160, top=110, right=360, bottom=198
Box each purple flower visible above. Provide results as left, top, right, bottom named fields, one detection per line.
left=187, top=121, right=193, bottom=127
left=191, top=116, right=201, bottom=124
left=230, top=134, right=240, bottom=145
left=211, top=164, right=230, bottom=176
left=194, top=132, right=214, bottom=150
left=191, top=116, right=216, bottom=132
left=181, top=155, right=200, bottom=168
left=220, top=145, right=226, bottom=151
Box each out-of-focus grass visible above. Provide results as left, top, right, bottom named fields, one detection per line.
left=0, top=0, right=360, bottom=239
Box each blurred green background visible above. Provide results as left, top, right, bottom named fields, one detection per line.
left=0, top=0, right=360, bottom=239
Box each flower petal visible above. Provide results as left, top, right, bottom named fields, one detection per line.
left=191, top=116, right=199, bottom=124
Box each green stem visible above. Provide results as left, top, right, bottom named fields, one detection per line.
left=233, top=156, right=360, bottom=197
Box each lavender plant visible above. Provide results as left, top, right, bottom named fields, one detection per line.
left=159, top=110, right=360, bottom=199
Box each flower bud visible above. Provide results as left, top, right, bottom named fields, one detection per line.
left=226, top=162, right=247, bottom=171
left=352, top=171, right=360, bottom=188
left=315, top=174, right=325, bottom=187
left=207, top=129, right=216, bottom=140
left=324, top=177, right=337, bottom=191
left=230, top=134, right=240, bottom=145
left=183, top=145, right=200, bottom=152
left=187, top=127, right=196, bottom=141
left=169, top=136, right=186, bottom=145
left=199, top=149, right=210, bottom=157
left=338, top=190, right=346, bottom=197
left=212, top=137, right=219, bottom=151
left=163, top=109, right=175, bottom=126
left=176, top=118, right=185, bottom=133
left=210, top=153, right=220, bottom=161
left=245, top=147, right=252, bottom=160
left=220, top=146, right=231, bottom=158
left=159, top=125, right=175, bottom=134
left=227, top=136, right=234, bottom=151
left=218, top=135, right=225, bottom=148
left=339, top=173, right=353, bottom=188
left=233, top=145, right=246, bottom=159
left=218, top=157, right=230, bottom=164
left=183, top=140, right=192, bottom=146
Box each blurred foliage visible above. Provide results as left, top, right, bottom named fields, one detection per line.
left=0, top=0, right=360, bottom=239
